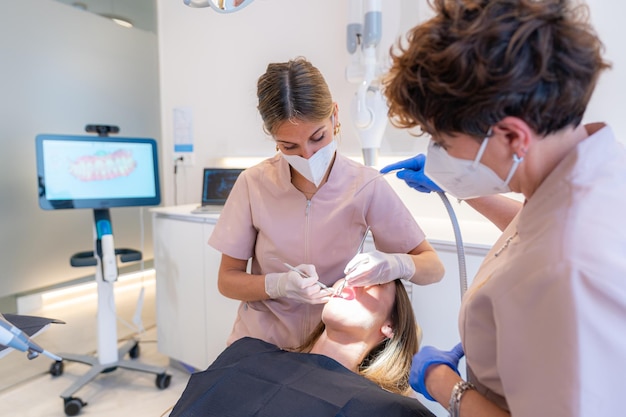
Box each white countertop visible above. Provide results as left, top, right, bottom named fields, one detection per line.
left=151, top=204, right=500, bottom=255
left=151, top=204, right=220, bottom=223
left=418, top=217, right=499, bottom=255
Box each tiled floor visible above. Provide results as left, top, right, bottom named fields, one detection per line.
left=0, top=326, right=190, bottom=417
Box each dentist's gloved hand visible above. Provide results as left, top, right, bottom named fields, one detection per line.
left=410, top=343, right=464, bottom=401
left=343, top=250, right=416, bottom=287
left=380, top=154, right=443, bottom=193
left=265, top=264, right=330, bottom=304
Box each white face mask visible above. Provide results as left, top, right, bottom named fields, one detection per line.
left=282, top=140, right=337, bottom=187
left=424, top=136, right=522, bottom=200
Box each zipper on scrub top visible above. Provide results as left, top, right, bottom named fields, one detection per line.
left=304, top=199, right=311, bottom=261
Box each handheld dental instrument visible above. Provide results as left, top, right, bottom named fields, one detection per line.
left=281, top=262, right=332, bottom=291
left=353, top=171, right=393, bottom=198
left=336, top=225, right=371, bottom=296
left=0, top=314, right=62, bottom=361
left=356, top=225, right=371, bottom=254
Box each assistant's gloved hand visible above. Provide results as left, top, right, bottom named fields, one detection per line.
left=410, top=343, right=464, bottom=401
left=380, top=154, right=443, bottom=193
left=343, top=250, right=416, bottom=287
left=265, top=264, right=330, bottom=304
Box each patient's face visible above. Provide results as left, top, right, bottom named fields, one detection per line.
left=322, top=279, right=396, bottom=335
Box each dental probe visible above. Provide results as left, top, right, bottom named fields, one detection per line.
left=335, top=225, right=371, bottom=296
left=281, top=262, right=332, bottom=291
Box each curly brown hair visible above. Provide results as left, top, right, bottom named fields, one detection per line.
left=383, top=0, right=611, bottom=139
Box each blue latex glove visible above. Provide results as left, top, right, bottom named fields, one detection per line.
left=410, top=343, right=464, bottom=401
left=380, top=154, right=443, bottom=193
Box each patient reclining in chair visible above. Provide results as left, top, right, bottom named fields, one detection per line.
left=170, top=278, right=435, bottom=417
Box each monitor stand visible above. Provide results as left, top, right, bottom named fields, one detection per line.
left=50, top=208, right=172, bottom=417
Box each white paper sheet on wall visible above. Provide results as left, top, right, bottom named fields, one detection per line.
left=173, top=107, right=194, bottom=153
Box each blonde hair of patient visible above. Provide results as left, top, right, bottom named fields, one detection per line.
left=296, top=280, right=421, bottom=396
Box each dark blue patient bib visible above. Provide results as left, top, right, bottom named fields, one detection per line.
left=170, top=337, right=434, bottom=417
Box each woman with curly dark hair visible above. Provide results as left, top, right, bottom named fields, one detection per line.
left=380, top=1, right=624, bottom=416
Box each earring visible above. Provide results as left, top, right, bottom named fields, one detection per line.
left=515, top=148, right=527, bottom=162
left=275, top=144, right=279, bottom=152
left=334, top=121, right=341, bottom=136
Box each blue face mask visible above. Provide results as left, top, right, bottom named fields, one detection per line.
left=424, top=136, right=522, bottom=200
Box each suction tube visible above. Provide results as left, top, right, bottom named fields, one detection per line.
left=436, top=192, right=468, bottom=298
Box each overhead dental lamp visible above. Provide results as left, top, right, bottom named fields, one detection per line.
left=183, top=0, right=255, bottom=13
left=346, top=0, right=388, bottom=167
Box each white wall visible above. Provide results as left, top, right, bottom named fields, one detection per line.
left=585, top=1, right=626, bottom=135
left=155, top=0, right=626, bottom=333
left=156, top=0, right=428, bottom=206
left=0, top=0, right=161, bottom=299
left=155, top=0, right=626, bottom=312
left=158, top=0, right=626, bottom=208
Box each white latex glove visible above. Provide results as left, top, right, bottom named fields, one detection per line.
left=265, top=264, right=331, bottom=304
left=343, top=250, right=416, bottom=287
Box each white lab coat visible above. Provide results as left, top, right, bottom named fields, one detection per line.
left=460, top=124, right=626, bottom=416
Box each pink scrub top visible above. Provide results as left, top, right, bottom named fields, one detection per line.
left=209, top=152, right=426, bottom=348
left=460, top=124, right=626, bottom=416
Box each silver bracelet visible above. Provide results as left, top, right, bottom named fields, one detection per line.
left=448, top=380, right=476, bottom=417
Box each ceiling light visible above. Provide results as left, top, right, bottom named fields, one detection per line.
left=100, top=13, right=133, bottom=28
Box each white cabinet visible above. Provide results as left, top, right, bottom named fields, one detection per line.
left=413, top=241, right=487, bottom=348
left=152, top=205, right=239, bottom=370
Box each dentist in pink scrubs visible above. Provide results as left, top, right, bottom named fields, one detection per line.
left=208, top=57, right=445, bottom=349
left=380, top=0, right=626, bottom=416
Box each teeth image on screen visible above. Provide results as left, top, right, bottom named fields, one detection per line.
left=69, top=149, right=137, bottom=181
left=37, top=135, right=160, bottom=208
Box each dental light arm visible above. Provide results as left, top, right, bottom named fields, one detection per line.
left=346, top=0, right=388, bottom=166
left=182, top=0, right=254, bottom=13
left=183, top=0, right=209, bottom=7
left=353, top=0, right=381, bottom=129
